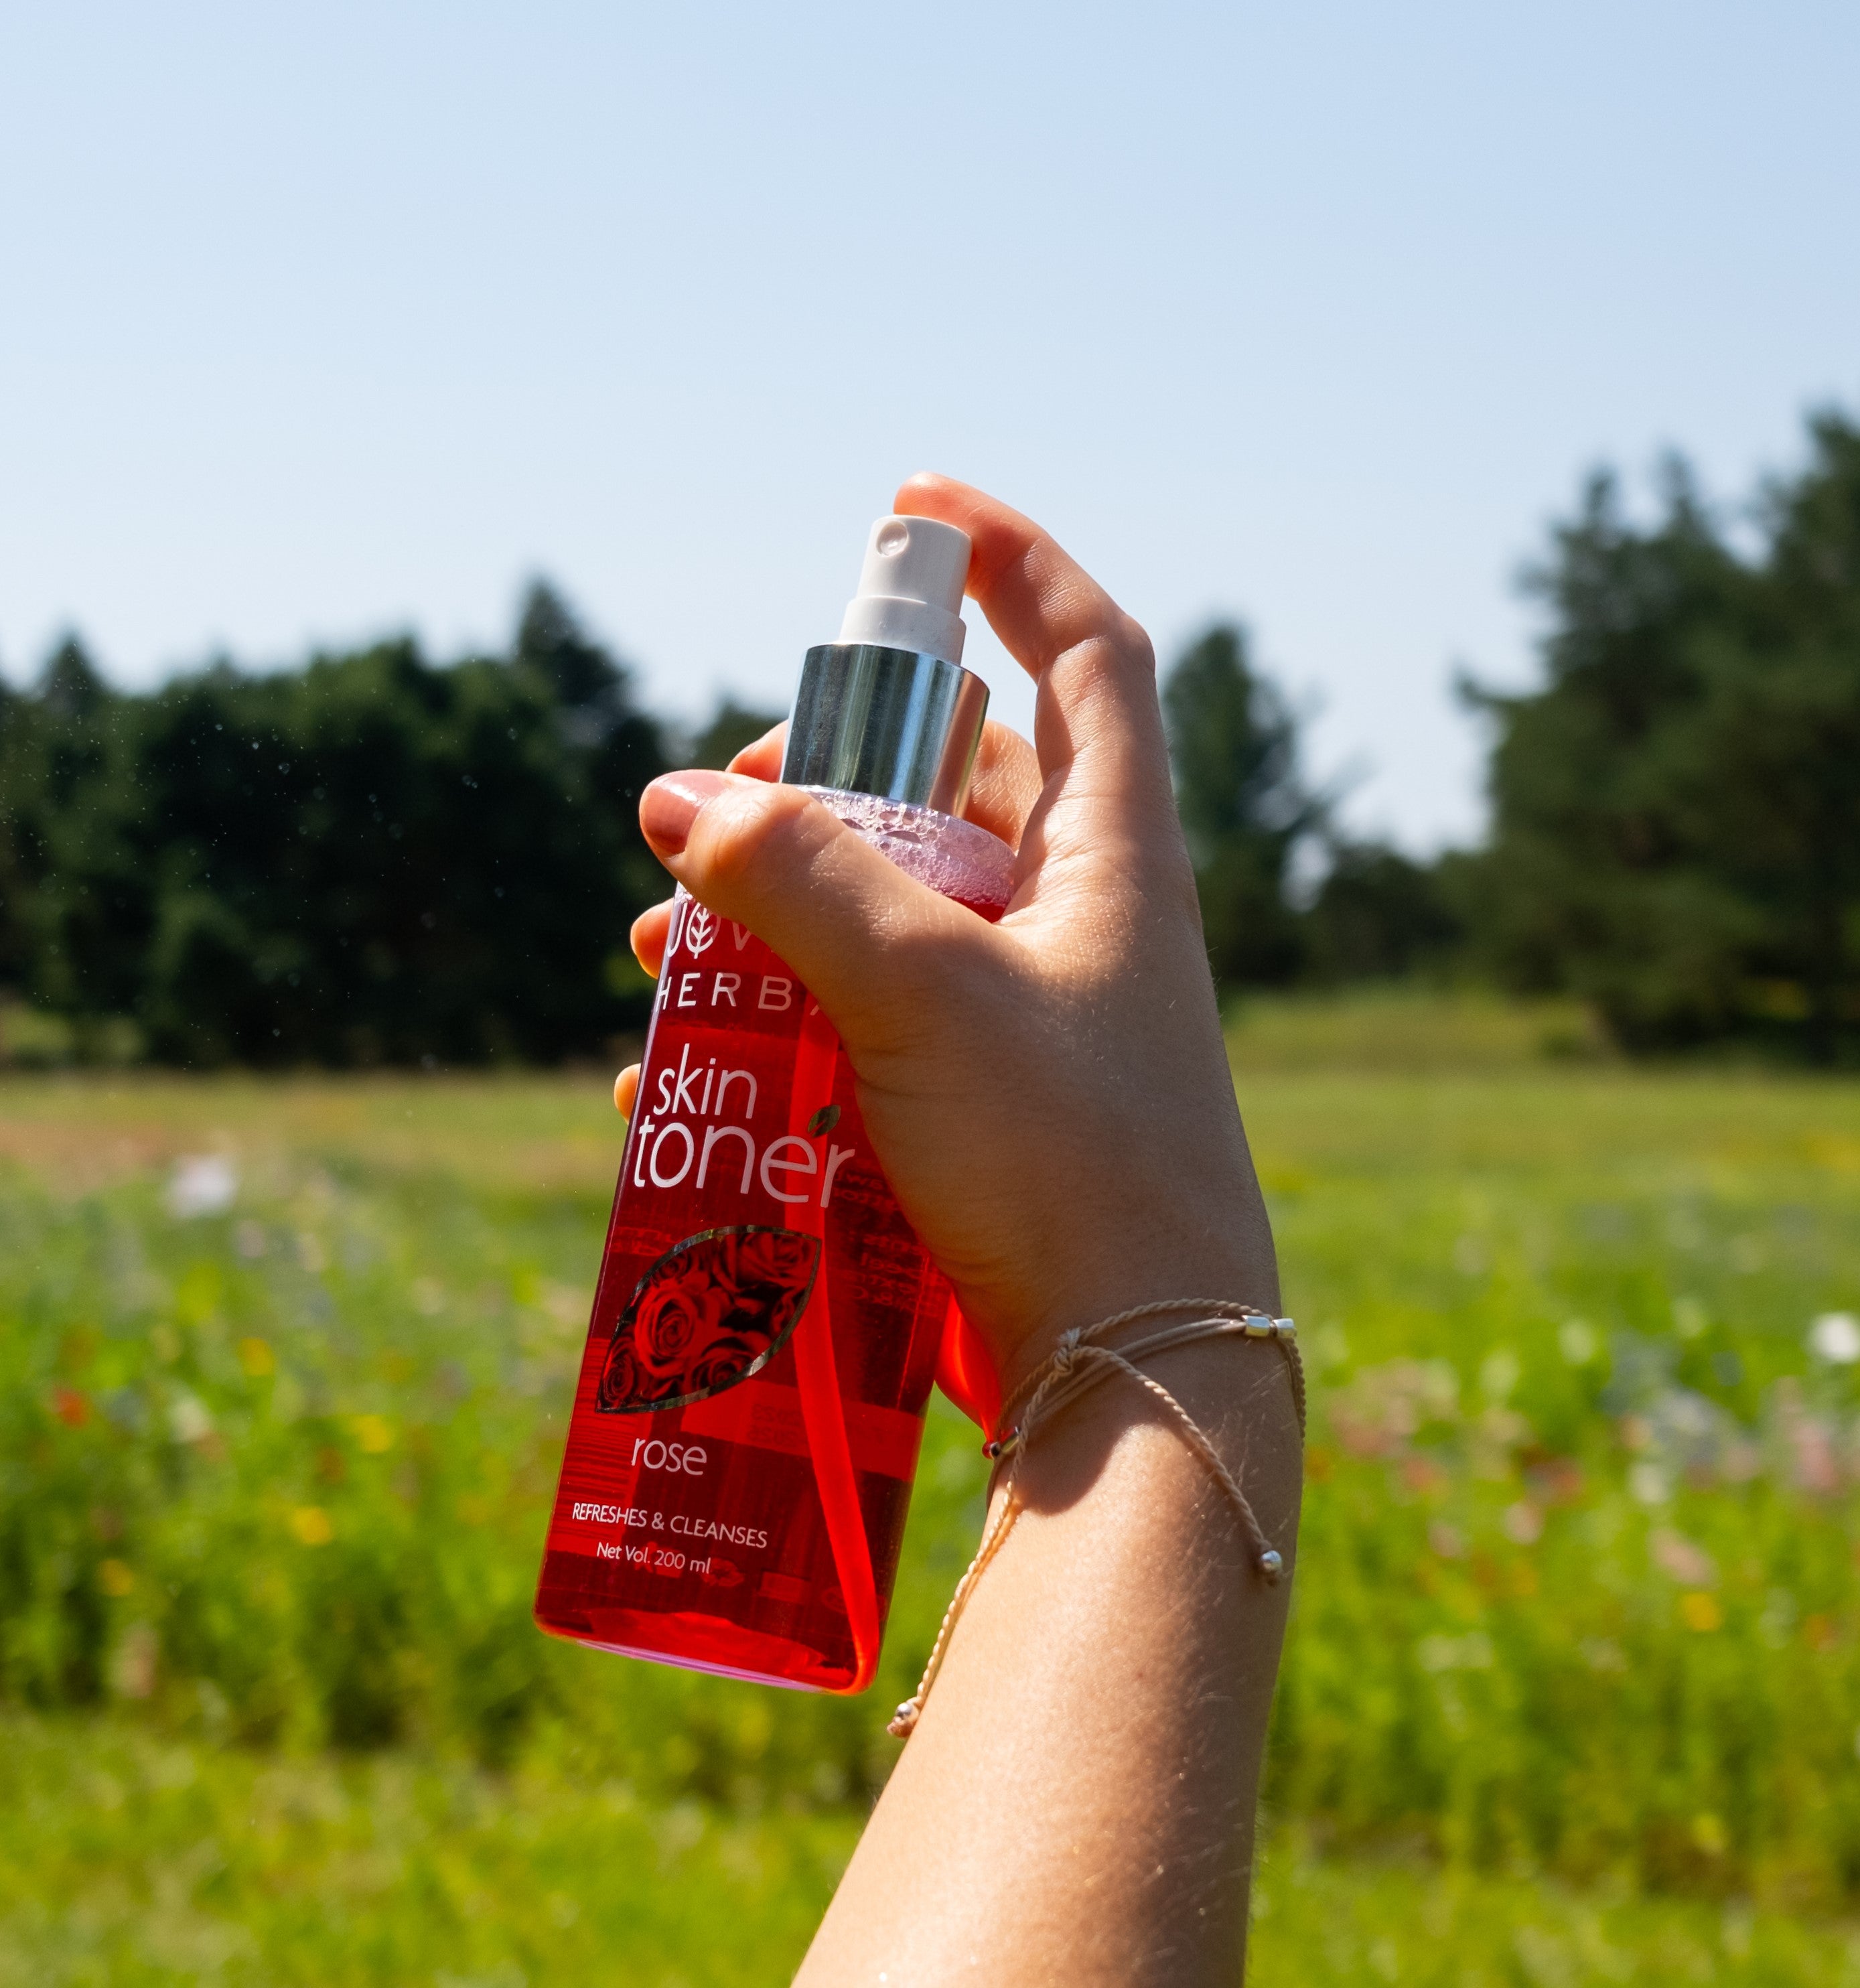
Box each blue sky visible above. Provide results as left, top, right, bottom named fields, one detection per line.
left=4, top=2, right=1857, bottom=849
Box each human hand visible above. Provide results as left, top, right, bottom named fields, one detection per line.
left=620, top=475, right=1277, bottom=1408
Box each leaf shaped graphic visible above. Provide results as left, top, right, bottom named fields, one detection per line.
left=808, top=1103, right=841, bottom=1137
left=685, top=905, right=717, bottom=957
left=594, top=1226, right=821, bottom=1414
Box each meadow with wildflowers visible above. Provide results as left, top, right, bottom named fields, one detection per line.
left=3, top=995, right=1859, bottom=1984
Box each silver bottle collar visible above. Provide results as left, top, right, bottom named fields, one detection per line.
left=781, top=643, right=989, bottom=816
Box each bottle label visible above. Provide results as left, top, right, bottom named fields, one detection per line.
left=534, top=890, right=947, bottom=1690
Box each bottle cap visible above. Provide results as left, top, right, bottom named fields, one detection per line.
left=835, top=514, right=971, bottom=665
left=782, top=516, right=989, bottom=814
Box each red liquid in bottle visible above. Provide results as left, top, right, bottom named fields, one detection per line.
left=535, top=792, right=1010, bottom=1691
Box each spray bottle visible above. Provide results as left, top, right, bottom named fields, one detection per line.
left=535, top=514, right=1008, bottom=1691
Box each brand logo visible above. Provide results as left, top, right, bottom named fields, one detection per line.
left=684, top=905, right=718, bottom=957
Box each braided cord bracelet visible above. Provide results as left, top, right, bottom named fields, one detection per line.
left=889, top=1298, right=1305, bottom=1741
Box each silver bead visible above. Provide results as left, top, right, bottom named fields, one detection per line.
left=1242, top=1315, right=1273, bottom=1338
left=1259, top=1549, right=1284, bottom=1581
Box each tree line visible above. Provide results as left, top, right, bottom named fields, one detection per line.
left=0, top=589, right=672, bottom=1066
left=1169, top=407, right=1860, bottom=1062
left=4, top=406, right=1858, bottom=1064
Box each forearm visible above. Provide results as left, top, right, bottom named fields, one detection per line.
left=796, top=1333, right=1303, bottom=1987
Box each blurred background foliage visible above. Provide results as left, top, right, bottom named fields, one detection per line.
left=1168, top=408, right=1860, bottom=1062
left=1468, top=411, right=1860, bottom=1061
left=0, top=584, right=671, bottom=1070
left=5, top=406, right=1860, bottom=1071
left=1, top=1049, right=1857, bottom=1981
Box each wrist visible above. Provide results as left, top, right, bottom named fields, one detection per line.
left=989, top=1267, right=1282, bottom=1434
left=1001, top=1321, right=1305, bottom=1545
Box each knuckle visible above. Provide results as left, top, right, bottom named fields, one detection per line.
left=1117, top=614, right=1157, bottom=674
left=693, top=784, right=820, bottom=894
left=1063, top=616, right=1155, bottom=691
left=886, top=922, right=960, bottom=1007
left=876, top=905, right=997, bottom=1022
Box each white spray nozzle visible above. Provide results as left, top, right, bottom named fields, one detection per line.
left=837, top=514, right=971, bottom=666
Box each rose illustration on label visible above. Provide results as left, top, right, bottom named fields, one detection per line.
left=595, top=1226, right=822, bottom=1414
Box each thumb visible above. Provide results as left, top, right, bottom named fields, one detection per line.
left=639, top=770, right=983, bottom=1054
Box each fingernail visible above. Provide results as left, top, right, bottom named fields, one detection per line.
left=640, top=770, right=732, bottom=855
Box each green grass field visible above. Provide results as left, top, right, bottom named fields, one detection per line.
left=4, top=991, right=1859, bottom=1984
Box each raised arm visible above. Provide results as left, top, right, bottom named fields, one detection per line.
left=627, top=477, right=1301, bottom=1985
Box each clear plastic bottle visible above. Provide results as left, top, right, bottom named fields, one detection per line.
left=535, top=518, right=1009, bottom=1691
